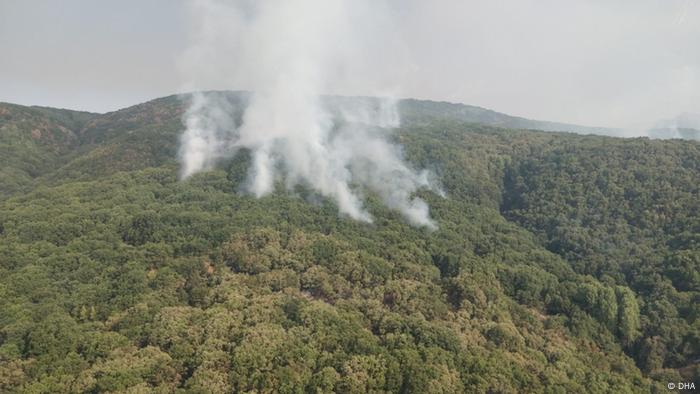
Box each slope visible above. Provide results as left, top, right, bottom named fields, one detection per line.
left=0, top=102, right=97, bottom=197
left=0, top=94, right=697, bottom=392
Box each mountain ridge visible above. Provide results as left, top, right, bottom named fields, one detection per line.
left=2, top=90, right=621, bottom=139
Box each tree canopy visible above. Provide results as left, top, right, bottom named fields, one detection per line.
left=0, top=94, right=697, bottom=392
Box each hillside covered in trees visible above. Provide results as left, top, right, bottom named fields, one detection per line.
left=0, top=92, right=698, bottom=393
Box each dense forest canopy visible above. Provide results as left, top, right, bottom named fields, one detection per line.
left=0, top=92, right=698, bottom=393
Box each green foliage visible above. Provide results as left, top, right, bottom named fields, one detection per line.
left=500, top=136, right=700, bottom=374
left=1, top=94, right=696, bottom=392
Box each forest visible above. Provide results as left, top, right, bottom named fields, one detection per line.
left=0, top=93, right=698, bottom=393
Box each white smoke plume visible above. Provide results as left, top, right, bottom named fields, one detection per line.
left=178, top=0, right=438, bottom=228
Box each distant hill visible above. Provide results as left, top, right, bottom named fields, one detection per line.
left=649, top=112, right=700, bottom=141
left=397, top=98, right=621, bottom=135
left=320, top=93, right=621, bottom=135
left=648, top=127, right=700, bottom=140
left=655, top=112, right=700, bottom=130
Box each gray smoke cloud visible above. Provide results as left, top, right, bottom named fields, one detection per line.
left=178, top=0, right=438, bottom=228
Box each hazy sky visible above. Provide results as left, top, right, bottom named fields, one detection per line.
left=1, top=0, right=698, bottom=129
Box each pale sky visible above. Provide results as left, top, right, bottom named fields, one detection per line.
left=1, top=0, right=698, bottom=130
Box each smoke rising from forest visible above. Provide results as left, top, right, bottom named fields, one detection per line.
left=178, top=0, right=438, bottom=228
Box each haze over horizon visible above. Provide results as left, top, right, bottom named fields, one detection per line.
left=1, top=0, right=699, bottom=132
